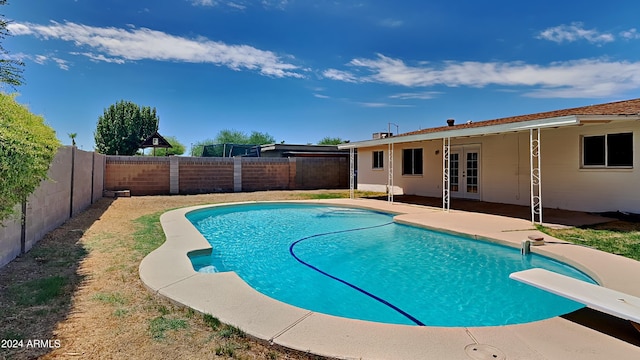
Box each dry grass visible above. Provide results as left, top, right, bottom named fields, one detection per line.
left=0, top=190, right=371, bottom=360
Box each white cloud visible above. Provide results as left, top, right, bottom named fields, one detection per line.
left=17, top=53, right=69, bottom=70
left=189, top=0, right=288, bottom=10
left=327, top=53, right=640, bottom=98
left=227, top=2, right=247, bottom=10
left=261, top=0, right=289, bottom=10
left=189, top=0, right=218, bottom=6
left=322, top=68, right=358, bottom=83
left=71, top=52, right=126, bottom=64
left=53, top=58, right=70, bottom=70
left=620, top=28, right=640, bottom=40
left=356, top=102, right=413, bottom=108
left=389, top=91, right=440, bottom=100
left=6, top=22, right=33, bottom=35
left=8, top=21, right=304, bottom=78
left=313, top=93, right=330, bottom=99
left=537, top=22, right=614, bottom=44
left=34, top=55, right=47, bottom=65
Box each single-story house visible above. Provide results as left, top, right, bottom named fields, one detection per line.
left=339, top=98, right=640, bottom=222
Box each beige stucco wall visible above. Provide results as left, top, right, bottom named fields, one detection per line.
left=540, top=120, right=639, bottom=213
left=357, top=120, right=639, bottom=213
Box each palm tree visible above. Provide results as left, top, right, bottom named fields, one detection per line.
left=68, top=133, right=77, bottom=147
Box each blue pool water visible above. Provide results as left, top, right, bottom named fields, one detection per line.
left=187, top=203, right=594, bottom=327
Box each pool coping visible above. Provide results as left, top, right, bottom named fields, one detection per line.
left=139, top=199, right=640, bottom=360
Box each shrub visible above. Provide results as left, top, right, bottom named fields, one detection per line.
left=0, top=93, right=60, bottom=222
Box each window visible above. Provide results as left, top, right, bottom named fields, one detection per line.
left=402, top=148, right=423, bottom=175
left=372, top=150, right=384, bottom=169
left=583, top=132, right=633, bottom=167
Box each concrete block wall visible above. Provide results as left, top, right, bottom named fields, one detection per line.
left=179, top=157, right=235, bottom=194
left=92, top=153, right=106, bottom=203
left=0, top=203, right=22, bottom=269
left=292, top=157, right=349, bottom=190
left=0, top=146, right=105, bottom=269
left=72, top=149, right=95, bottom=216
left=25, top=147, right=73, bottom=251
left=103, top=155, right=349, bottom=195
left=241, top=158, right=290, bottom=191
left=105, top=156, right=171, bottom=195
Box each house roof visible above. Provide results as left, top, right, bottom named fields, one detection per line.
left=340, top=98, right=640, bottom=149
left=140, top=131, right=172, bottom=148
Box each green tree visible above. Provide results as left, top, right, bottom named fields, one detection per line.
left=247, top=131, right=276, bottom=145
left=214, top=129, right=276, bottom=145
left=318, top=136, right=347, bottom=145
left=68, top=132, right=77, bottom=146
left=0, top=93, right=60, bottom=221
left=214, top=129, right=248, bottom=144
left=191, top=130, right=276, bottom=157
left=94, top=100, right=159, bottom=155
left=190, top=138, right=215, bottom=157
left=0, top=1, right=24, bottom=89
left=153, top=136, right=185, bottom=156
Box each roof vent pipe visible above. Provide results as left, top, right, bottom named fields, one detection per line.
left=446, top=119, right=455, bottom=126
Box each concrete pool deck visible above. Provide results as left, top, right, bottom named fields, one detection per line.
left=139, top=199, right=640, bottom=360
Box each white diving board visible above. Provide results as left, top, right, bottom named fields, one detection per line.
left=510, top=268, right=640, bottom=331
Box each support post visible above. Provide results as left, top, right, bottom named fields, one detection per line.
left=530, top=128, right=543, bottom=224
left=442, top=137, right=450, bottom=211
left=349, top=147, right=355, bottom=199
left=69, top=146, right=75, bottom=217
left=169, top=156, right=179, bottom=194
left=233, top=157, right=242, bottom=192
left=387, top=142, right=394, bottom=203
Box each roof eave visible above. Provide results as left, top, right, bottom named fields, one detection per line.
left=576, top=114, right=640, bottom=122
left=339, top=115, right=581, bottom=149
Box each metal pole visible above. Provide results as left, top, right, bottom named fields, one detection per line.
left=442, top=137, right=450, bottom=211
left=349, top=147, right=355, bottom=199
left=387, top=123, right=399, bottom=203
left=530, top=129, right=543, bottom=224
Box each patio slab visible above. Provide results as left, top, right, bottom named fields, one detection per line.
left=140, top=198, right=640, bottom=360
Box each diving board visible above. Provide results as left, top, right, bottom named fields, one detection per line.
left=510, top=268, right=640, bottom=331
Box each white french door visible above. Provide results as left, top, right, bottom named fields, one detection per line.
left=450, top=145, right=481, bottom=200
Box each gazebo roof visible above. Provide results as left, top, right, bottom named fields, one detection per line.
left=140, top=131, right=172, bottom=149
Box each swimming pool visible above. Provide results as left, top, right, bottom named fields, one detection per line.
left=187, top=203, right=594, bottom=327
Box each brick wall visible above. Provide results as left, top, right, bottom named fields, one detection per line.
left=179, top=157, right=234, bottom=194
left=293, top=157, right=349, bottom=189
left=104, top=155, right=349, bottom=195
left=105, top=157, right=171, bottom=195
left=241, top=158, right=291, bottom=191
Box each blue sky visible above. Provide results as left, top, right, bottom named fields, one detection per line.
left=5, top=0, right=640, bottom=152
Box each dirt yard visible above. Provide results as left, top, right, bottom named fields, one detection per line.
left=1, top=190, right=360, bottom=360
